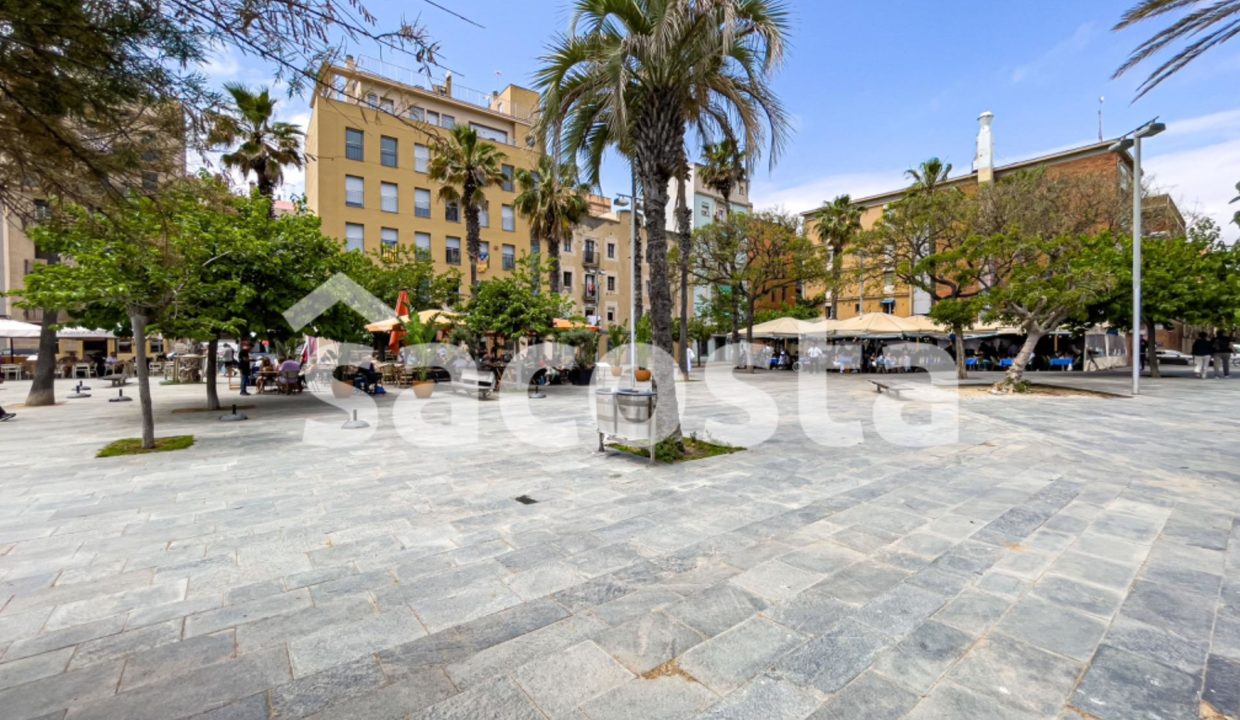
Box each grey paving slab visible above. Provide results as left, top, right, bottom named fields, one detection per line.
left=512, top=640, right=634, bottom=717
left=809, top=670, right=918, bottom=720
left=119, top=631, right=236, bottom=690
left=0, top=659, right=122, bottom=720
left=411, top=676, right=544, bottom=720
left=581, top=675, right=718, bottom=720
left=0, top=647, right=74, bottom=691
left=1072, top=645, right=1200, bottom=720
left=1204, top=654, right=1240, bottom=719
left=594, top=610, right=704, bottom=674
left=269, top=655, right=386, bottom=719
left=678, top=616, right=805, bottom=694
left=667, top=584, right=767, bottom=639
left=772, top=618, right=890, bottom=693
left=698, top=674, right=821, bottom=720
left=994, top=595, right=1108, bottom=661
left=872, top=620, right=974, bottom=693
left=931, top=589, right=1010, bottom=636
left=948, top=634, right=1082, bottom=717
left=904, top=680, right=1042, bottom=720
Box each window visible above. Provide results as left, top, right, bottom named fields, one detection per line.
left=365, top=92, right=378, bottom=108
left=426, top=110, right=440, bottom=126
left=562, top=270, right=573, bottom=289
left=584, top=239, right=596, bottom=263
left=501, top=205, right=515, bottom=232
left=33, top=200, right=50, bottom=220
left=502, top=244, right=516, bottom=271
left=479, top=241, right=490, bottom=265
left=445, top=200, right=460, bottom=222
left=563, top=237, right=572, bottom=254
left=380, top=136, right=398, bottom=167
left=700, top=200, right=710, bottom=218
left=414, top=144, right=429, bottom=173
left=345, top=175, right=364, bottom=207
left=345, top=223, right=364, bottom=252
left=380, top=182, right=398, bottom=213
left=441, top=114, right=455, bottom=129
left=415, top=232, right=431, bottom=257
left=607, top=275, right=616, bottom=293
left=142, top=171, right=159, bottom=192
left=415, top=188, right=431, bottom=218
left=501, top=164, right=515, bottom=192
left=408, top=107, right=424, bottom=122
left=478, top=205, right=489, bottom=228
left=606, top=305, right=616, bottom=323
left=345, top=128, right=363, bottom=161
left=379, top=98, right=394, bottom=114
left=446, top=237, right=461, bottom=265
left=607, top=242, right=616, bottom=259
left=881, top=299, right=896, bottom=314
left=381, top=227, right=398, bottom=249
left=471, top=123, right=509, bottom=145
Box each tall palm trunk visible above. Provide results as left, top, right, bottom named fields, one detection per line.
left=633, top=221, right=644, bottom=322
left=548, top=232, right=562, bottom=294
left=464, top=179, right=481, bottom=295
left=26, top=308, right=59, bottom=406
left=675, top=172, right=691, bottom=378
left=829, top=243, right=842, bottom=321
left=636, top=158, right=682, bottom=450
left=129, top=307, right=156, bottom=449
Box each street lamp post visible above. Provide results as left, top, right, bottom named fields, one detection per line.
left=1109, top=119, right=1165, bottom=396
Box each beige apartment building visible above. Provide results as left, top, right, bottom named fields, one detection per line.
left=561, top=195, right=648, bottom=329
left=306, top=58, right=545, bottom=299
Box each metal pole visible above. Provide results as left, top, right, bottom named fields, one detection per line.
left=629, top=166, right=638, bottom=386
left=1132, top=137, right=1142, bottom=396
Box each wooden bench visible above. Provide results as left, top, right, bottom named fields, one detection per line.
left=869, top=379, right=913, bottom=399
left=102, top=373, right=129, bottom=387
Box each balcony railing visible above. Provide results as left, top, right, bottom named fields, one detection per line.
left=583, top=249, right=598, bottom=266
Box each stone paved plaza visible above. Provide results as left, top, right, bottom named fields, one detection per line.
left=0, top=370, right=1238, bottom=720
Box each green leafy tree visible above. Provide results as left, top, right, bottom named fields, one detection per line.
left=428, top=125, right=507, bottom=295
left=514, top=155, right=590, bottom=294
left=349, top=245, right=461, bottom=313
left=208, top=84, right=303, bottom=200
left=465, top=254, right=570, bottom=342
left=1114, top=0, right=1240, bottom=97
left=537, top=0, right=791, bottom=449
left=812, top=195, right=863, bottom=321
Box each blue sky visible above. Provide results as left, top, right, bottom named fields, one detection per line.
left=203, top=0, right=1240, bottom=237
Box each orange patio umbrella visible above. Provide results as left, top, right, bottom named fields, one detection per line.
left=388, top=291, right=410, bottom=354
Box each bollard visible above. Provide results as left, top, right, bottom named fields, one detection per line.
left=67, top=382, right=91, bottom=399
left=219, top=403, right=248, bottom=422
left=108, top=388, right=133, bottom=403
left=341, top=409, right=369, bottom=429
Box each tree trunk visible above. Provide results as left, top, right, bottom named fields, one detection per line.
left=1145, top=316, right=1160, bottom=378
left=633, top=227, right=644, bottom=322
left=829, top=245, right=841, bottom=321
left=465, top=180, right=481, bottom=295
left=25, top=308, right=59, bottom=406
left=993, top=327, right=1042, bottom=393
left=746, top=296, right=757, bottom=373
left=675, top=173, right=691, bottom=379
left=730, top=291, right=740, bottom=364
left=129, top=308, right=156, bottom=449
left=205, top=337, right=220, bottom=410
left=639, top=167, right=681, bottom=450
left=548, top=234, right=561, bottom=294
left=953, top=326, right=967, bottom=380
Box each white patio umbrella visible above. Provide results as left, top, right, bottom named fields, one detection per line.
left=748, top=316, right=817, bottom=338
left=800, top=318, right=842, bottom=336
left=0, top=318, right=41, bottom=361
left=55, top=326, right=116, bottom=339
left=833, top=312, right=928, bottom=337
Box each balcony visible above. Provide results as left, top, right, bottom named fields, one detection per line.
left=583, top=249, right=598, bottom=267
left=583, top=283, right=598, bottom=303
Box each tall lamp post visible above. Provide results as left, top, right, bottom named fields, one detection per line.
left=1109, top=119, right=1165, bottom=396
left=615, top=170, right=642, bottom=385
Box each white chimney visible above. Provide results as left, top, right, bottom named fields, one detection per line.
left=975, top=111, right=994, bottom=184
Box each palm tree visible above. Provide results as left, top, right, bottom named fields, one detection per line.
left=537, top=0, right=790, bottom=449
left=1114, top=0, right=1240, bottom=98
left=427, top=125, right=507, bottom=294
left=813, top=195, right=862, bottom=320
left=208, top=84, right=303, bottom=199
left=699, top=139, right=747, bottom=217
left=514, top=155, right=590, bottom=295
left=906, top=157, right=952, bottom=194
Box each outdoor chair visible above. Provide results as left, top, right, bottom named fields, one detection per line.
left=277, top=370, right=303, bottom=394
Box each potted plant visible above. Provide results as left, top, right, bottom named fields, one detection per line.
left=560, top=328, right=599, bottom=385
left=330, top=365, right=354, bottom=398
left=634, top=315, right=653, bottom=382
left=402, top=312, right=440, bottom=399
left=607, top=323, right=628, bottom=376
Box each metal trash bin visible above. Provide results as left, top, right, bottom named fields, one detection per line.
left=596, top=388, right=657, bottom=462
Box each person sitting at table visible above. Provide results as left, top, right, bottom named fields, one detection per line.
left=277, top=356, right=304, bottom=391
left=355, top=354, right=380, bottom=393
left=254, top=356, right=276, bottom=392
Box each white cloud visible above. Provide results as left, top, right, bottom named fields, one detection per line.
left=1146, top=139, right=1240, bottom=240
left=1011, top=22, right=1096, bottom=84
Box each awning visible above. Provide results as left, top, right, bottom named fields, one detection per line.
left=748, top=317, right=817, bottom=338
left=0, top=318, right=42, bottom=338
left=56, top=326, right=116, bottom=339
left=554, top=318, right=599, bottom=331
left=364, top=309, right=460, bottom=333
left=832, top=313, right=943, bottom=337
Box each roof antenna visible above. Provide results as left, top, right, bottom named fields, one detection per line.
left=1098, top=96, right=1105, bottom=141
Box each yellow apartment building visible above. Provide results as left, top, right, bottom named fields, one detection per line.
left=306, top=58, right=545, bottom=300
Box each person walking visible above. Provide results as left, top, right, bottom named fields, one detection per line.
left=0, top=405, right=14, bottom=422
left=1191, top=332, right=1214, bottom=378
left=1213, top=330, right=1233, bottom=379
left=238, top=340, right=253, bottom=395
